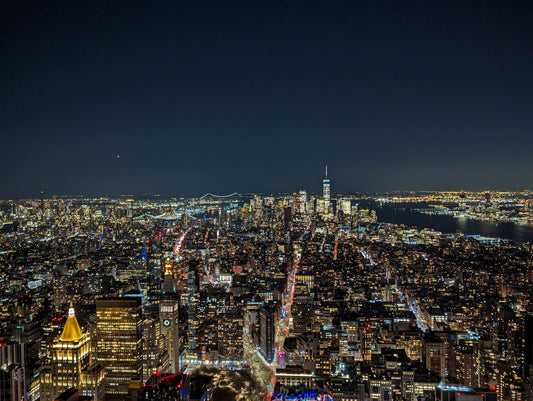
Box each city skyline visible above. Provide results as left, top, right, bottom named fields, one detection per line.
left=2, top=186, right=532, bottom=400
left=1, top=164, right=532, bottom=201
left=2, top=1, right=533, bottom=198
left=2, top=0, right=533, bottom=392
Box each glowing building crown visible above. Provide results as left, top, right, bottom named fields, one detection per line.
left=60, top=302, right=83, bottom=341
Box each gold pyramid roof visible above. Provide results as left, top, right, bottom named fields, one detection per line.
left=164, top=259, right=173, bottom=276
left=60, top=302, right=83, bottom=341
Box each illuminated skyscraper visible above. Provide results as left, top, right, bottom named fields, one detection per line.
left=299, top=190, right=307, bottom=214
left=184, top=260, right=200, bottom=364
left=39, top=303, right=104, bottom=401
left=322, top=165, right=331, bottom=216
left=96, top=297, right=142, bottom=397
left=339, top=199, right=351, bottom=215
left=323, top=166, right=330, bottom=204
left=160, top=260, right=180, bottom=373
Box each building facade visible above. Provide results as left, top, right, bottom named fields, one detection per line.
left=95, top=297, right=142, bottom=398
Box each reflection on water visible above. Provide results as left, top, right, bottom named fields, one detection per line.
left=367, top=202, right=533, bottom=244
left=456, top=215, right=468, bottom=234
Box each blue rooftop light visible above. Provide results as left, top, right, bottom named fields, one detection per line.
left=437, top=380, right=473, bottom=392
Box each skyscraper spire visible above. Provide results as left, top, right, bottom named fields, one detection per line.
left=162, top=259, right=176, bottom=293
left=164, top=259, right=173, bottom=276
left=323, top=165, right=331, bottom=216
left=60, top=302, right=83, bottom=342
left=40, top=190, right=44, bottom=216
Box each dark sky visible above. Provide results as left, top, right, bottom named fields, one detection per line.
left=2, top=1, right=532, bottom=198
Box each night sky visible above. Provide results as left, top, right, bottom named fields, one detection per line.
left=2, top=1, right=532, bottom=198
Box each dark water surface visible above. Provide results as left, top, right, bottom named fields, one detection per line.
left=364, top=201, right=533, bottom=244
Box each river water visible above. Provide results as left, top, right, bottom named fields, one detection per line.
left=361, top=201, right=533, bottom=244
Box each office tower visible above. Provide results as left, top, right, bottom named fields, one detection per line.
left=39, top=303, right=104, bottom=401
left=142, top=312, right=162, bottom=382
left=322, top=165, right=331, bottom=217
left=146, top=238, right=163, bottom=305
left=323, top=166, right=330, bottom=205
left=218, top=298, right=244, bottom=361
left=185, top=260, right=200, bottom=364
left=283, top=206, right=292, bottom=230
left=160, top=260, right=180, bottom=373
left=218, top=206, right=228, bottom=227
left=259, top=302, right=280, bottom=362
left=245, top=301, right=262, bottom=350
left=316, top=199, right=325, bottom=215
left=306, top=198, right=315, bottom=214
left=0, top=341, right=27, bottom=401
left=339, top=199, right=351, bottom=215
left=299, top=190, right=307, bottom=214
left=96, top=297, right=142, bottom=397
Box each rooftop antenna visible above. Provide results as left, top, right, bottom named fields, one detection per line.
left=40, top=190, right=44, bottom=216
